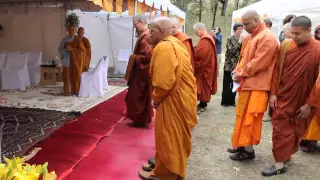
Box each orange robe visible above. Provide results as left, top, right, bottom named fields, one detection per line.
left=65, top=36, right=86, bottom=95
left=82, top=37, right=91, bottom=71
left=271, top=38, right=320, bottom=162
left=150, top=35, right=197, bottom=179
left=174, top=31, right=195, bottom=70
left=194, top=34, right=218, bottom=103
left=124, top=29, right=153, bottom=125
left=232, top=23, right=278, bottom=148
left=304, top=56, right=320, bottom=140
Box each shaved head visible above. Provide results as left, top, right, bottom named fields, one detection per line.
left=193, top=22, right=207, bottom=37
left=133, top=14, right=148, bottom=32
left=241, top=10, right=261, bottom=34
left=291, top=16, right=311, bottom=29
left=290, top=16, right=312, bottom=45
left=170, top=18, right=181, bottom=35
left=149, top=17, right=172, bottom=45
left=77, top=26, right=84, bottom=38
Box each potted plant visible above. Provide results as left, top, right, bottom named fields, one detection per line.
left=65, top=13, right=80, bottom=27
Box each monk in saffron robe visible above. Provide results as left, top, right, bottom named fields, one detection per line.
left=229, top=10, right=278, bottom=161
left=300, top=25, right=320, bottom=152
left=262, top=16, right=320, bottom=176
left=138, top=17, right=197, bottom=180
left=193, top=22, right=218, bottom=114
left=65, top=34, right=86, bottom=96
left=58, top=25, right=76, bottom=96
left=170, top=18, right=195, bottom=70
left=125, top=15, right=153, bottom=127
left=78, top=27, right=91, bottom=71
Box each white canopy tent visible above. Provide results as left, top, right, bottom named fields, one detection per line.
left=231, top=0, right=320, bottom=36
left=0, top=0, right=186, bottom=68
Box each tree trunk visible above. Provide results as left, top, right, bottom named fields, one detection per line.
left=199, top=0, right=202, bottom=22
left=220, top=0, right=228, bottom=16
left=211, top=2, right=218, bottom=28
left=242, top=0, right=249, bottom=6
left=234, top=0, right=240, bottom=10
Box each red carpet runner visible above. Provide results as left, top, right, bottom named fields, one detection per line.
left=65, top=119, right=155, bottom=180
left=28, top=90, right=127, bottom=178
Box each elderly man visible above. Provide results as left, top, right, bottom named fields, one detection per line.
left=77, top=27, right=91, bottom=71
left=170, top=18, right=194, bottom=70
left=125, top=14, right=153, bottom=128
left=228, top=10, right=278, bottom=160
left=193, top=22, right=218, bottom=114
left=58, top=25, right=86, bottom=96
left=138, top=17, right=197, bottom=180
left=262, top=16, right=320, bottom=176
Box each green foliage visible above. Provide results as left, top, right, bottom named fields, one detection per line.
left=65, top=13, right=80, bottom=27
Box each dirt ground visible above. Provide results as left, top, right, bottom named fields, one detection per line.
left=186, top=62, right=320, bottom=180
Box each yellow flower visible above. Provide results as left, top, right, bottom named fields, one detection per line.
left=43, top=171, right=57, bottom=180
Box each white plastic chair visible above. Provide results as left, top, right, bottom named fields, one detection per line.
left=2, top=54, right=30, bottom=90
left=102, top=56, right=109, bottom=90
left=0, top=54, right=7, bottom=88
left=25, top=52, right=42, bottom=84
left=79, top=58, right=105, bottom=97
left=114, top=49, right=131, bottom=74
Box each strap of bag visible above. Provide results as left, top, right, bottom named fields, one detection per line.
left=276, top=40, right=292, bottom=92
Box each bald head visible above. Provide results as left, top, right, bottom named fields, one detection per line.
left=241, top=10, right=261, bottom=34
left=290, top=16, right=312, bottom=45
left=77, top=26, right=84, bottom=38
left=149, top=17, right=172, bottom=45
left=133, top=14, right=148, bottom=32
left=193, top=22, right=207, bottom=37
left=170, top=18, right=181, bottom=35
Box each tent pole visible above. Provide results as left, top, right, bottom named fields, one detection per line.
left=131, top=0, right=138, bottom=52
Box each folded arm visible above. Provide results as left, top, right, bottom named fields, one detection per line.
left=151, top=41, right=179, bottom=105
left=239, top=36, right=278, bottom=77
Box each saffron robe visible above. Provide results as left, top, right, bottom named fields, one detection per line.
left=194, top=34, right=218, bottom=103
left=232, top=24, right=278, bottom=148
left=82, top=37, right=91, bottom=71
left=65, top=36, right=86, bottom=95
left=270, top=39, right=320, bottom=162
left=304, top=60, right=320, bottom=140
left=150, top=36, right=197, bottom=179
left=174, top=31, right=195, bottom=70
left=125, top=29, right=153, bottom=125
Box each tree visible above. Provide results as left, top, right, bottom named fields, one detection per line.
left=209, top=0, right=219, bottom=28
left=234, top=0, right=240, bottom=10
left=218, top=0, right=228, bottom=16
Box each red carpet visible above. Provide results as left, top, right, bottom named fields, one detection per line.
left=27, top=90, right=127, bottom=178
left=64, top=119, right=155, bottom=180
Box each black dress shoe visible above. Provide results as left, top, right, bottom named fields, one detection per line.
left=227, top=148, right=239, bottom=154
left=148, top=158, right=155, bottom=166
left=230, top=149, right=255, bottom=161
left=261, top=165, right=286, bottom=176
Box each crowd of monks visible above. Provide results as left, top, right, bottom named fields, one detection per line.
left=57, top=9, right=320, bottom=179
left=123, top=10, right=320, bottom=179
left=58, top=26, right=91, bottom=96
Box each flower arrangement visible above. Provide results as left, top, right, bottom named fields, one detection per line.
left=0, top=157, right=57, bottom=180
left=65, top=13, right=80, bottom=27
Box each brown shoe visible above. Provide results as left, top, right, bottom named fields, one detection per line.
left=138, top=170, right=160, bottom=180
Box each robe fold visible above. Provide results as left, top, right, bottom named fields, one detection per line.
left=232, top=23, right=278, bottom=148
left=66, top=36, right=86, bottom=95
left=194, top=34, right=218, bottom=103
left=125, top=29, right=153, bottom=125
left=150, top=35, right=197, bottom=179
left=304, top=57, right=320, bottom=141
left=271, top=38, right=320, bottom=162
left=174, top=32, right=195, bottom=70
left=82, top=37, right=91, bottom=71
